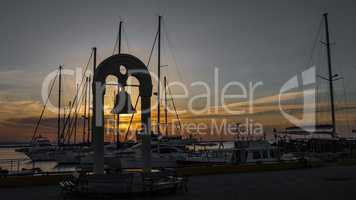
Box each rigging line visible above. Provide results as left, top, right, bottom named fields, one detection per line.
left=30, top=70, right=59, bottom=144
left=335, top=44, right=352, bottom=134
left=123, top=95, right=140, bottom=143
left=64, top=80, right=88, bottom=142
left=306, top=18, right=324, bottom=68
left=61, top=51, right=93, bottom=136
left=147, top=29, right=159, bottom=68
left=316, top=82, right=320, bottom=125
left=64, top=102, right=76, bottom=143
left=66, top=102, right=76, bottom=143
left=67, top=108, right=79, bottom=144
left=162, top=19, right=184, bottom=83
left=62, top=80, right=87, bottom=141
left=316, top=41, right=328, bottom=124
left=76, top=51, right=94, bottom=100
left=322, top=41, right=330, bottom=124
left=123, top=23, right=131, bottom=54
left=112, top=26, right=119, bottom=55
left=67, top=53, right=93, bottom=117
left=66, top=81, right=88, bottom=143
left=66, top=93, right=79, bottom=142
left=167, top=84, right=182, bottom=132
left=112, top=19, right=124, bottom=55
left=341, top=76, right=352, bottom=135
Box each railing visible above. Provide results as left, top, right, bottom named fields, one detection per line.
left=0, top=158, right=77, bottom=177
left=0, top=158, right=32, bottom=173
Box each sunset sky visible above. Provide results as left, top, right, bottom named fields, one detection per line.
left=1, top=0, right=356, bottom=143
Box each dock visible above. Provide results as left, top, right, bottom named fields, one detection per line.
left=0, top=165, right=355, bottom=200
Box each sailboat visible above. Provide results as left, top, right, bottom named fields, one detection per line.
left=24, top=59, right=94, bottom=164
left=22, top=66, right=63, bottom=162
left=23, top=135, right=55, bottom=161
left=80, top=16, right=195, bottom=169
left=275, top=13, right=356, bottom=158
left=53, top=51, right=96, bottom=165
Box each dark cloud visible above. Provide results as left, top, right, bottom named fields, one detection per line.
left=1, top=0, right=356, bottom=141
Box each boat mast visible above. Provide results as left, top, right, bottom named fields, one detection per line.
left=157, top=15, right=162, bottom=135
left=87, top=76, right=91, bottom=143
left=324, top=13, right=336, bottom=137
left=58, top=65, right=62, bottom=146
left=74, top=84, right=79, bottom=144
left=164, top=76, right=168, bottom=136
left=118, top=21, right=122, bottom=54
left=116, top=20, right=122, bottom=149
left=91, top=47, right=97, bottom=144
left=83, top=77, right=88, bottom=144
left=62, top=106, right=66, bottom=142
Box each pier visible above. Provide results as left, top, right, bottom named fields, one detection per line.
left=1, top=1, right=356, bottom=200
left=0, top=165, right=355, bottom=199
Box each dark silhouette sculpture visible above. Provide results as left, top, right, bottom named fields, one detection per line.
left=92, top=53, right=152, bottom=174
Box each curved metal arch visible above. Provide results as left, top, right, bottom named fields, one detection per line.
left=94, top=53, right=152, bottom=96
left=92, top=53, right=152, bottom=174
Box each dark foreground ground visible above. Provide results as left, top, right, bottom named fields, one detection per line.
left=1, top=165, right=356, bottom=200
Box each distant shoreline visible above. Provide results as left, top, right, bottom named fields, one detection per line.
left=0, top=144, right=30, bottom=148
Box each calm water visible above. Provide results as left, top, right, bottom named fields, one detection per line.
left=0, top=147, right=74, bottom=173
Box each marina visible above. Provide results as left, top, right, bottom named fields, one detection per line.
left=1, top=165, right=356, bottom=199
left=1, top=0, right=356, bottom=199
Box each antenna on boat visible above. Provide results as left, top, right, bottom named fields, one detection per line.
left=323, top=13, right=337, bottom=137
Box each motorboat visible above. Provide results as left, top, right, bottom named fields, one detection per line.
left=80, top=141, right=186, bottom=169
left=177, top=140, right=281, bottom=165
left=24, top=136, right=55, bottom=161
left=107, top=143, right=186, bottom=169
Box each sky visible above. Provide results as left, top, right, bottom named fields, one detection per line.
left=0, top=0, right=356, bottom=143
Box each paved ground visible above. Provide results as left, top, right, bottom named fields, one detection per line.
left=1, top=165, right=356, bottom=200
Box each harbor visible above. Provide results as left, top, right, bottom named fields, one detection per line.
left=1, top=0, right=356, bottom=199
left=1, top=165, right=356, bottom=199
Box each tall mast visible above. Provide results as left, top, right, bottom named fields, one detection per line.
left=83, top=78, right=88, bottom=144
left=116, top=89, right=120, bottom=149
left=157, top=15, right=162, bottom=134
left=119, top=21, right=122, bottom=54
left=63, top=102, right=68, bottom=143
left=73, top=84, right=79, bottom=144
left=91, top=47, right=97, bottom=144
left=164, top=76, right=168, bottom=136
left=324, top=13, right=336, bottom=137
left=57, top=65, right=62, bottom=146
left=116, top=21, right=123, bottom=149
left=87, top=76, right=91, bottom=143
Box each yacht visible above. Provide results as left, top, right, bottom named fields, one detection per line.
left=24, top=136, right=55, bottom=161
left=53, top=146, right=92, bottom=165
left=80, top=141, right=186, bottom=169
left=177, top=140, right=281, bottom=165
left=107, top=143, right=185, bottom=169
